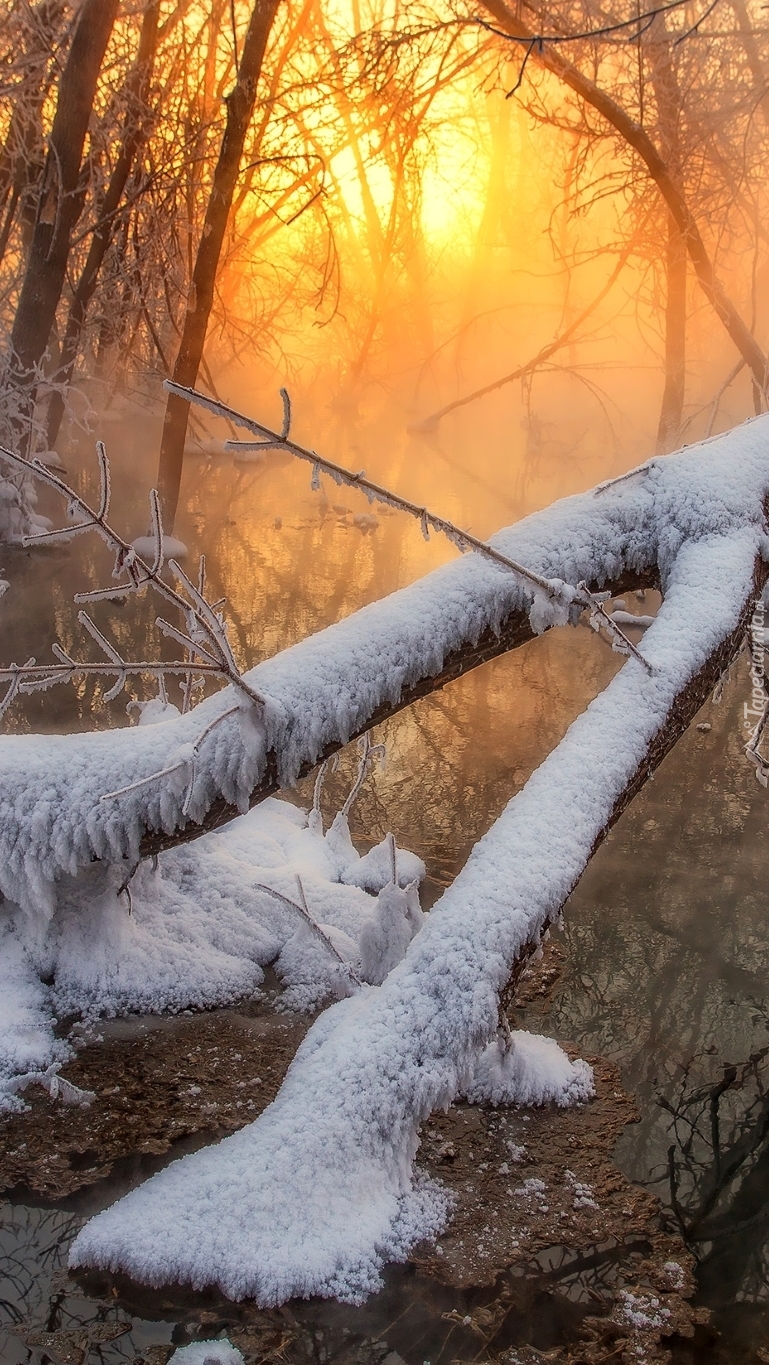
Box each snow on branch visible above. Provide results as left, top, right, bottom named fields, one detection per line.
left=0, top=416, right=763, bottom=911
left=0, top=440, right=265, bottom=716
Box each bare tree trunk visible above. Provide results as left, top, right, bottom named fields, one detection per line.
left=730, top=0, right=769, bottom=129
left=5, top=0, right=119, bottom=450
left=478, top=0, right=769, bottom=393
left=657, top=212, right=687, bottom=451
left=45, top=2, right=161, bottom=449
left=646, top=20, right=687, bottom=452
left=156, top=0, right=282, bottom=531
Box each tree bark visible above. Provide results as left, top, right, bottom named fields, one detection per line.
left=156, top=0, right=282, bottom=531
left=45, top=1, right=161, bottom=450
left=478, top=0, right=768, bottom=393
left=5, top=0, right=119, bottom=449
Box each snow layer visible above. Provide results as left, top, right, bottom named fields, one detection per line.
left=464, top=1030, right=594, bottom=1108
left=0, top=796, right=427, bottom=1108
left=70, top=417, right=769, bottom=1305
left=0, top=925, right=67, bottom=1112
left=168, top=1343, right=245, bottom=1365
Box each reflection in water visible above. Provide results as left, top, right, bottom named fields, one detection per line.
left=0, top=1196, right=668, bottom=1364
left=0, top=1204, right=145, bottom=1363
left=528, top=663, right=769, bottom=1353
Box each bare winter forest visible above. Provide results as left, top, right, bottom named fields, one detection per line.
left=2, top=2, right=769, bottom=1363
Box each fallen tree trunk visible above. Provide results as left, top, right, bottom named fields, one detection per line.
left=501, top=547, right=763, bottom=1007
left=69, top=419, right=769, bottom=1305
left=139, top=561, right=658, bottom=857
left=0, top=467, right=665, bottom=909
left=1, top=421, right=766, bottom=911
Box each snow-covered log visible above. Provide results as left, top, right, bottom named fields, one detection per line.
left=68, top=417, right=769, bottom=1304
left=0, top=432, right=667, bottom=908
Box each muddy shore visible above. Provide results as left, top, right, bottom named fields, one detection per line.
left=0, top=945, right=708, bottom=1365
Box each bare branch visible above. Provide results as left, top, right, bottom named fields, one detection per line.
left=253, top=878, right=362, bottom=987
left=0, top=440, right=267, bottom=719
left=166, top=382, right=653, bottom=671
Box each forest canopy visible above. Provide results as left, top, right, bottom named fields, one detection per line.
left=0, top=0, right=767, bottom=511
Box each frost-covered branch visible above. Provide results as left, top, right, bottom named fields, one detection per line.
left=165, top=380, right=651, bottom=670
left=0, top=421, right=745, bottom=897
left=254, top=878, right=362, bottom=987
left=0, top=441, right=266, bottom=718
left=341, top=732, right=386, bottom=817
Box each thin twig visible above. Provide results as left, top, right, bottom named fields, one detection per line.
left=0, top=441, right=266, bottom=717
left=164, top=382, right=570, bottom=603
left=342, top=731, right=385, bottom=815
left=254, top=879, right=362, bottom=986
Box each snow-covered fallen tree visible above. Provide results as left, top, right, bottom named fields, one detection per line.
left=3, top=410, right=769, bottom=1305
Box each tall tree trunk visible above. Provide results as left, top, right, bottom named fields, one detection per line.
left=730, top=0, right=769, bottom=129
left=657, top=213, right=687, bottom=452
left=46, top=1, right=161, bottom=449
left=5, top=0, right=119, bottom=451
left=478, top=0, right=769, bottom=393
left=156, top=0, right=282, bottom=531
left=646, top=18, right=687, bottom=451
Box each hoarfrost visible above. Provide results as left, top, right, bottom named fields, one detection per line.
left=168, top=1343, right=245, bottom=1365
left=464, top=1030, right=594, bottom=1107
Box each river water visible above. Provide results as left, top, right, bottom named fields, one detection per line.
left=0, top=395, right=767, bottom=1360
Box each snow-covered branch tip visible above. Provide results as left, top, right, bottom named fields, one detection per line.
left=0, top=440, right=267, bottom=723
left=253, top=877, right=362, bottom=987
left=164, top=381, right=652, bottom=672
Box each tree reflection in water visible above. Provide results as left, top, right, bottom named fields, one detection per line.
left=533, top=659, right=769, bottom=1350
left=0, top=1203, right=143, bottom=1363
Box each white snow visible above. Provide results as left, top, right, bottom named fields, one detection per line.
left=615, top=1290, right=671, bottom=1330
left=68, top=414, right=769, bottom=1305
left=565, top=1170, right=599, bottom=1209
left=0, top=470, right=51, bottom=544
left=2, top=414, right=768, bottom=916
left=358, top=881, right=423, bottom=986
left=463, top=1030, right=594, bottom=1107
left=0, top=795, right=427, bottom=1106
left=0, top=926, right=67, bottom=1112
left=514, top=1177, right=547, bottom=1197
left=168, top=1343, right=245, bottom=1365
left=1, top=415, right=767, bottom=1304
left=341, top=838, right=426, bottom=892
left=131, top=533, right=188, bottom=559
